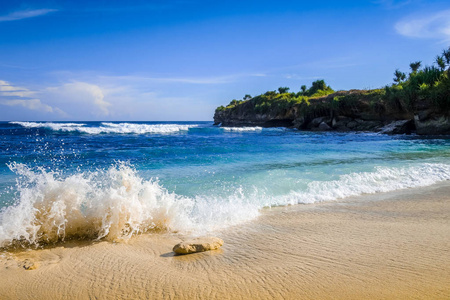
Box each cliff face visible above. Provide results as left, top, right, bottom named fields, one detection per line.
left=214, top=90, right=450, bottom=135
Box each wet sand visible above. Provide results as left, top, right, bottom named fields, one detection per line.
left=1, top=182, right=449, bottom=299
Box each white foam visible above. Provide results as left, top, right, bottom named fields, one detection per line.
left=10, top=122, right=197, bottom=134
left=276, top=163, right=450, bottom=206
left=0, top=163, right=259, bottom=247
left=10, top=122, right=86, bottom=131
left=222, top=127, right=263, bottom=132
left=1, top=162, right=449, bottom=248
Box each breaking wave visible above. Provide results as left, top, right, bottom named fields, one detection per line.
left=10, top=122, right=198, bottom=134
left=0, top=162, right=449, bottom=248
left=221, top=127, right=263, bottom=132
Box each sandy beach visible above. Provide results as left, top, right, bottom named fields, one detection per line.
left=1, top=182, right=449, bottom=299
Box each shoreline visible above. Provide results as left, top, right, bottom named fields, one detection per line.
left=1, top=181, right=449, bottom=299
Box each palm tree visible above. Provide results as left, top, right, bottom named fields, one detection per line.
left=442, top=47, right=450, bottom=64
left=409, top=61, right=421, bottom=73
left=278, top=87, right=290, bottom=94
left=436, top=55, right=446, bottom=71
left=393, top=69, right=406, bottom=83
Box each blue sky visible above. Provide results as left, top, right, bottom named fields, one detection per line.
left=0, top=0, right=449, bottom=121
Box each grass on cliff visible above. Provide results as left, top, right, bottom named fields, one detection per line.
left=216, top=80, right=335, bottom=114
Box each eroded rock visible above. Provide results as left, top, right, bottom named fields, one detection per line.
left=414, top=115, right=450, bottom=135
left=379, top=120, right=413, bottom=134
left=173, top=237, right=224, bottom=255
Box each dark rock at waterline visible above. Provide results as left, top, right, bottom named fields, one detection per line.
left=213, top=90, right=450, bottom=135
left=414, top=115, right=450, bottom=135
left=379, top=120, right=414, bottom=134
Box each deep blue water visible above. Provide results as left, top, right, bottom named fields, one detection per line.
left=0, top=121, right=449, bottom=246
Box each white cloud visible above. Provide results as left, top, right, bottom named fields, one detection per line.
left=0, top=80, right=35, bottom=97
left=395, top=10, right=450, bottom=42
left=1, top=70, right=268, bottom=121
left=0, top=9, right=58, bottom=22
left=1, top=99, right=55, bottom=113
left=0, top=80, right=66, bottom=116
left=44, top=82, right=112, bottom=116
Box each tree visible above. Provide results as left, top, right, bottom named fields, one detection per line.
left=229, top=99, right=239, bottom=106
left=278, top=87, right=290, bottom=94
left=409, top=61, right=421, bottom=73
left=393, top=69, right=406, bottom=83
left=436, top=55, right=446, bottom=71
left=243, top=94, right=252, bottom=100
left=300, top=85, right=307, bottom=93
left=443, top=47, right=450, bottom=64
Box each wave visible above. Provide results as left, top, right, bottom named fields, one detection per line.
left=221, top=127, right=263, bottom=132
left=0, top=162, right=449, bottom=248
left=9, top=122, right=198, bottom=134
left=275, top=163, right=450, bottom=206
left=0, top=163, right=259, bottom=248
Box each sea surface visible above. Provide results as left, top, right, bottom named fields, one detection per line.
left=0, top=121, right=449, bottom=247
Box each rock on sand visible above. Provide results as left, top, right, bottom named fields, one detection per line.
left=173, top=237, right=224, bottom=255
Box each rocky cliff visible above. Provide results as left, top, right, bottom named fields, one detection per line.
left=214, top=90, right=450, bottom=135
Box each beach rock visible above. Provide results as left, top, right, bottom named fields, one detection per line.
left=379, top=120, right=413, bottom=134
left=173, top=237, right=224, bottom=255
left=414, top=115, right=450, bottom=135
left=310, top=117, right=325, bottom=128
left=346, top=120, right=358, bottom=129
left=21, top=259, right=38, bottom=270
left=318, top=121, right=332, bottom=131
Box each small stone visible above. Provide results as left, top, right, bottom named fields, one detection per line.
left=22, top=259, right=37, bottom=270
left=173, top=237, right=224, bottom=255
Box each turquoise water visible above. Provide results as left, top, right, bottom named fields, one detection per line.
left=0, top=121, right=449, bottom=246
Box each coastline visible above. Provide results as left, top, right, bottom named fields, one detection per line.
left=1, top=181, right=449, bottom=299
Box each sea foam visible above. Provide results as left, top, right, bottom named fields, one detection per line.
left=0, top=163, right=258, bottom=247
left=222, top=127, right=263, bottom=132
left=10, top=122, right=197, bottom=134
left=0, top=162, right=449, bottom=248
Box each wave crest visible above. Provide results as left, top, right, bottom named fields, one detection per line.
left=9, top=122, right=197, bottom=134
left=0, top=163, right=258, bottom=247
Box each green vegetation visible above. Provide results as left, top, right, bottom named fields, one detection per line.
left=215, top=47, right=450, bottom=116
left=385, top=47, right=450, bottom=111
left=215, top=79, right=335, bottom=115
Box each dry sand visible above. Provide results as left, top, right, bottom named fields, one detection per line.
left=1, top=182, right=449, bottom=299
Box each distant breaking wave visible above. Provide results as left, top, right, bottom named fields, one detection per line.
left=10, top=122, right=198, bottom=134
left=0, top=162, right=449, bottom=248
left=221, top=127, right=263, bottom=132
left=221, top=127, right=287, bottom=132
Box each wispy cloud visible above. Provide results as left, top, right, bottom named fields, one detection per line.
left=0, top=80, right=35, bottom=97
left=2, top=99, right=55, bottom=113
left=395, top=9, right=450, bottom=42
left=0, top=80, right=66, bottom=115
left=0, top=9, right=57, bottom=22
left=373, top=0, right=413, bottom=9
left=98, top=73, right=267, bottom=85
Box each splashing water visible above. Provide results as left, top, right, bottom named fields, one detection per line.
left=1, top=121, right=449, bottom=248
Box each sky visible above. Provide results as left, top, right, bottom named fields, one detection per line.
left=0, top=0, right=449, bottom=121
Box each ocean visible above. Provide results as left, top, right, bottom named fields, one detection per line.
left=0, top=121, right=449, bottom=247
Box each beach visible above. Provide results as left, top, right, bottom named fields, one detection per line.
left=1, top=181, right=449, bottom=299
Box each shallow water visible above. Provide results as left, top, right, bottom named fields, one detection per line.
left=0, top=121, right=449, bottom=246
